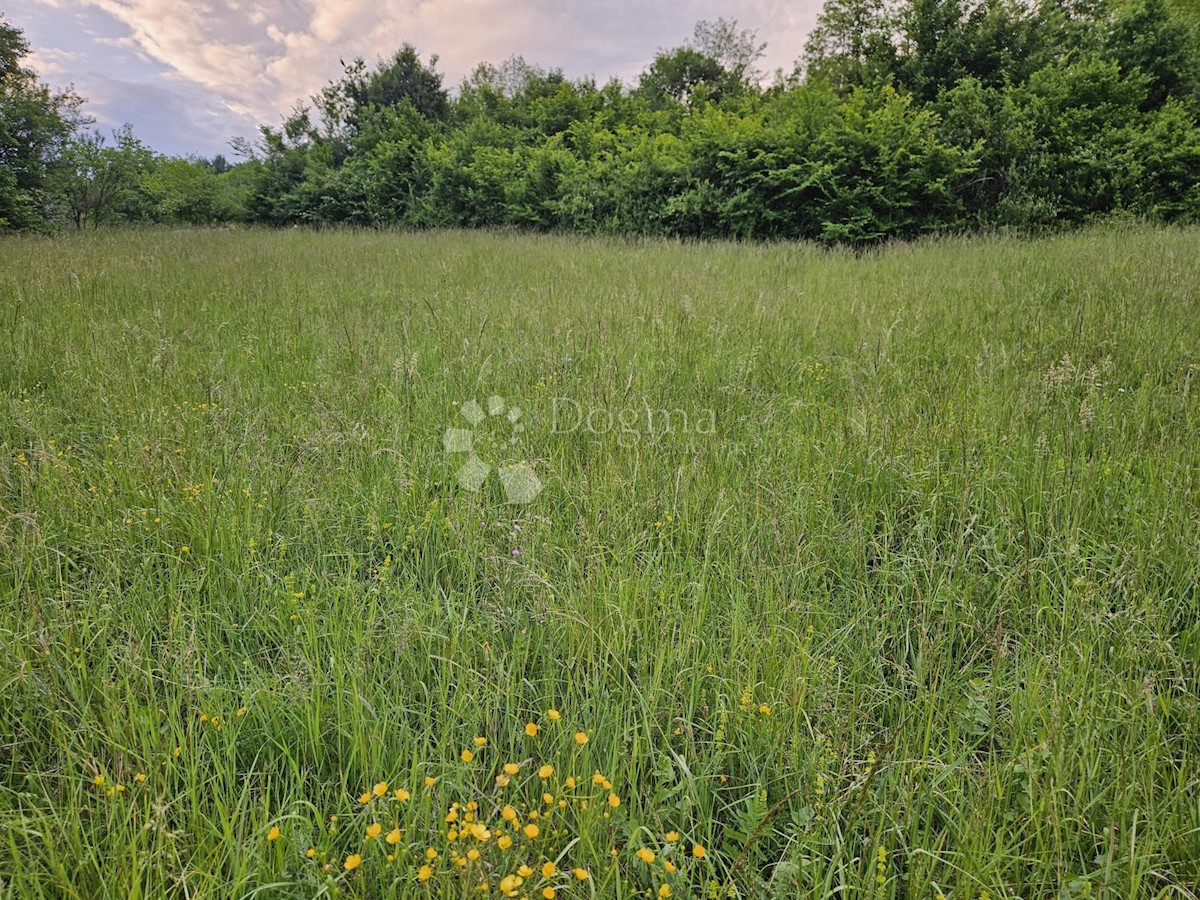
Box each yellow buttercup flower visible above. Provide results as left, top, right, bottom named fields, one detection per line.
left=373, top=781, right=388, bottom=796
left=497, top=835, right=513, bottom=849
left=359, top=792, right=372, bottom=804
left=418, top=865, right=432, bottom=882
left=758, top=704, right=772, bottom=716
left=525, top=722, right=539, bottom=737
left=541, top=862, right=556, bottom=877
left=572, top=868, right=590, bottom=880
left=474, top=736, right=488, bottom=746
left=424, top=776, right=436, bottom=787
left=394, top=788, right=411, bottom=801
left=636, top=848, right=656, bottom=863
left=607, top=793, right=620, bottom=808
left=267, top=825, right=281, bottom=842
left=461, top=749, right=474, bottom=763
left=523, top=823, right=540, bottom=839
left=504, top=762, right=520, bottom=776
left=538, top=764, right=554, bottom=779
left=547, top=709, right=561, bottom=720
left=467, top=848, right=481, bottom=861
left=343, top=854, right=361, bottom=871
left=666, top=831, right=679, bottom=843
left=518, top=864, right=534, bottom=878
left=664, top=860, right=677, bottom=873
left=574, top=731, right=588, bottom=745
left=565, top=776, right=576, bottom=789
left=365, top=822, right=382, bottom=839
left=501, top=805, right=518, bottom=821
left=93, top=775, right=105, bottom=786
left=659, top=884, right=673, bottom=898
left=542, top=888, right=556, bottom=900
left=693, top=844, right=707, bottom=858
left=306, top=848, right=317, bottom=859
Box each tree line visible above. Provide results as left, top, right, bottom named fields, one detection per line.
left=2, top=0, right=1198, bottom=243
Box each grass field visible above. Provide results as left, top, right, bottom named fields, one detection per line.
left=1, top=225, right=1199, bottom=899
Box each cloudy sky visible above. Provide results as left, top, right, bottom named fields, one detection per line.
left=8, top=0, right=822, bottom=157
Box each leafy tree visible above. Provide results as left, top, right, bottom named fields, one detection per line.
left=318, top=45, right=448, bottom=140
left=802, top=0, right=899, bottom=89
left=638, top=20, right=765, bottom=107
left=0, top=15, right=86, bottom=231
left=54, top=125, right=152, bottom=229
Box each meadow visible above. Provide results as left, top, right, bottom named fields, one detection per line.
left=1, top=225, right=1198, bottom=899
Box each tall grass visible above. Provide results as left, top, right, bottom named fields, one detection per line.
left=1, top=225, right=1198, bottom=898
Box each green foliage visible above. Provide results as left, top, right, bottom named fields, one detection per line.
left=0, top=15, right=85, bottom=232
left=53, top=125, right=154, bottom=229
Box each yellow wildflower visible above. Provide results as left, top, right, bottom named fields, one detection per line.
left=366, top=822, right=382, bottom=839
left=343, top=854, right=361, bottom=871
left=525, top=722, right=540, bottom=737
left=538, top=764, right=554, bottom=779
left=523, top=823, right=540, bottom=839
left=574, top=731, right=588, bottom=746
left=267, top=825, right=281, bottom=842
left=373, top=780, right=388, bottom=797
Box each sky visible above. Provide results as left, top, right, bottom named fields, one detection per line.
left=7, top=0, right=823, bottom=158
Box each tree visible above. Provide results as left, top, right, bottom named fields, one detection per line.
left=801, top=0, right=899, bottom=89
left=0, top=16, right=86, bottom=231
left=638, top=19, right=765, bottom=107
left=54, top=125, right=151, bottom=229
left=317, top=45, right=449, bottom=140
left=691, top=18, right=767, bottom=84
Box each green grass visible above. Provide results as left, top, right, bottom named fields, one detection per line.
left=1, top=225, right=1199, bottom=899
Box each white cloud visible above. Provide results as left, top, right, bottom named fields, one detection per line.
left=27, top=46, right=80, bottom=77
left=16, top=0, right=822, bottom=153
left=72, top=0, right=820, bottom=121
